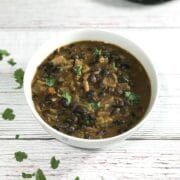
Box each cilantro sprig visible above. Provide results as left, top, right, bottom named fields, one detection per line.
left=45, top=77, right=55, bottom=87
left=22, top=172, right=35, bottom=179
left=36, top=169, right=46, bottom=180
left=125, top=91, right=140, bottom=105
left=0, top=49, right=10, bottom=61
left=1, top=108, right=15, bottom=120
left=62, top=91, right=72, bottom=105
left=14, top=151, right=28, bottom=162
left=14, top=68, right=24, bottom=89
left=73, top=64, right=82, bottom=76
left=50, top=156, right=60, bottom=169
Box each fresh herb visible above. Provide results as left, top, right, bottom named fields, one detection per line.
left=89, top=101, right=101, bottom=110
left=0, top=49, right=10, bottom=60
left=50, top=156, right=60, bottom=169
left=36, top=169, right=46, bottom=180
left=125, top=91, right=140, bottom=105
left=112, top=62, right=117, bottom=71
left=75, top=176, right=80, bottom=180
left=14, top=68, right=24, bottom=89
left=7, top=58, right=16, bottom=66
left=94, top=48, right=102, bottom=56
left=15, top=134, right=20, bottom=139
left=45, top=78, right=55, bottom=87
left=62, top=91, right=72, bottom=105
left=22, top=172, right=35, bottom=178
left=14, top=151, right=28, bottom=162
left=1, top=108, right=15, bottom=120
left=73, top=64, right=82, bottom=76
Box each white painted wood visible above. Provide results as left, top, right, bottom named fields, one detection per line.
left=0, top=140, right=180, bottom=180
left=0, top=0, right=179, bottom=29
left=0, top=26, right=180, bottom=179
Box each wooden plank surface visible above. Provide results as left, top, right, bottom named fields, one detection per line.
left=0, top=140, right=180, bottom=180
left=0, top=0, right=179, bottom=29
left=0, top=1, right=180, bottom=176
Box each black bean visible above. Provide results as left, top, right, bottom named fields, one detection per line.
left=60, top=98, right=69, bottom=107
left=89, top=74, right=97, bottom=83
left=121, top=63, right=130, bottom=70
left=86, top=90, right=94, bottom=100
left=101, top=69, right=110, bottom=76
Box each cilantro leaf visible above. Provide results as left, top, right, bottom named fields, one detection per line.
left=14, top=151, right=28, bottom=162
left=94, top=48, right=102, bottom=56
left=36, top=169, right=46, bottom=180
left=112, top=62, right=117, bottom=71
left=45, top=78, right=55, bottom=87
left=73, top=64, right=82, bottom=76
left=0, top=49, right=10, bottom=61
left=75, top=176, right=80, bottom=180
left=14, top=68, right=24, bottom=89
left=125, top=91, right=140, bottom=105
left=22, top=172, right=35, bottom=178
left=1, top=108, right=15, bottom=120
left=50, top=156, right=60, bottom=169
left=89, top=101, right=101, bottom=110
left=62, top=91, right=72, bottom=105
left=15, top=134, right=20, bottom=139
left=7, top=58, right=16, bottom=66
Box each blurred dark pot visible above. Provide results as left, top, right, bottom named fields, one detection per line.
left=128, top=0, right=172, bottom=4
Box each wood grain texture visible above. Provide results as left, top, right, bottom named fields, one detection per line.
left=1, top=29, right=180, bottom=179
left=0, top=0, right=179, bottom=29
left=0, top=140, right=180, bottom=180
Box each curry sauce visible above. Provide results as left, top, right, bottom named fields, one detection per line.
left=32, top=41, right=151, bottom=139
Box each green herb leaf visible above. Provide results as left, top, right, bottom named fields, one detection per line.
left=94, top=48, right=102, bottom=56
left=1, top=108, right=15, bottom=120
left=22, top=172, right=35, bottom=178
left=0, top=49, right=10, bottom=61
left=125, top=91, right=140, bottom=105
left=75, top=176, right=80, bottom=180
left=14, top=68, right=24, bottom=89
left=36, top=169, right=46, bottom=180
left=14, top=151, right=28, bottom=162
left=50, top=156, right=60, bottom=169
left=45, top=77, right=55, bottom=87
left=73, top=64, right=82, bottom=76
left=15, top=134, right=20, bottom=139
left=7, top=58, right=16, bottom=66
left=62, top=91, right=72, bottom=105
left=89, top=101, right=101, bottom=110
left=112, top=62, right=117, bottom=71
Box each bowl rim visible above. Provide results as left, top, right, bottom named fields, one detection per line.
left=24, top=29, right=159, bottom=144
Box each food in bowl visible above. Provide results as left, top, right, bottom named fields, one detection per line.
left=31, top=41, right=151, bottom=139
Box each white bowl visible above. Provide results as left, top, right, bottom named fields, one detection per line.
left=24, top=29, right=158, bottom=149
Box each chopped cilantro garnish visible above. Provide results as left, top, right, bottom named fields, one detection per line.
left=22, top=172, right=35, bottom=178
left=14, top=68, right=24, bottom=89
left=1, top=108, right=15, bottom=120
left=75, top=176, right=80, bottom=180
left=0, top=49, right=10, bottom=60
left=45, top=78, right=55, bottom=87
left=62, top=91, right=72, bottom=105
left=94, top=48, right=102, bottom=56
left=50, top=156, right=60, bottom=169
left=73, top=64, right=82, bottom=76
left=7, top=58, right=16, bottom=66
left=15, top=134, right=20, bottom=139
left=36, top=169, right=46, bottom=180
left=14, top=151, right=28, bottom=162
left=112, top=62, right=117, bottom=71
left=89, top=101, right=101, bottom=110
left=125, top=91, right=140, bottom=105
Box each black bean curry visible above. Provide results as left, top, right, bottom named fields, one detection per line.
left=32, top=41, right=151, bottom=139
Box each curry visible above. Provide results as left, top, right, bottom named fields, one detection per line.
left=32, top=41, right=151, bottom=139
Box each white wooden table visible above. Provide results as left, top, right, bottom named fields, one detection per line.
left=0, top=0, right=180, bottom=179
